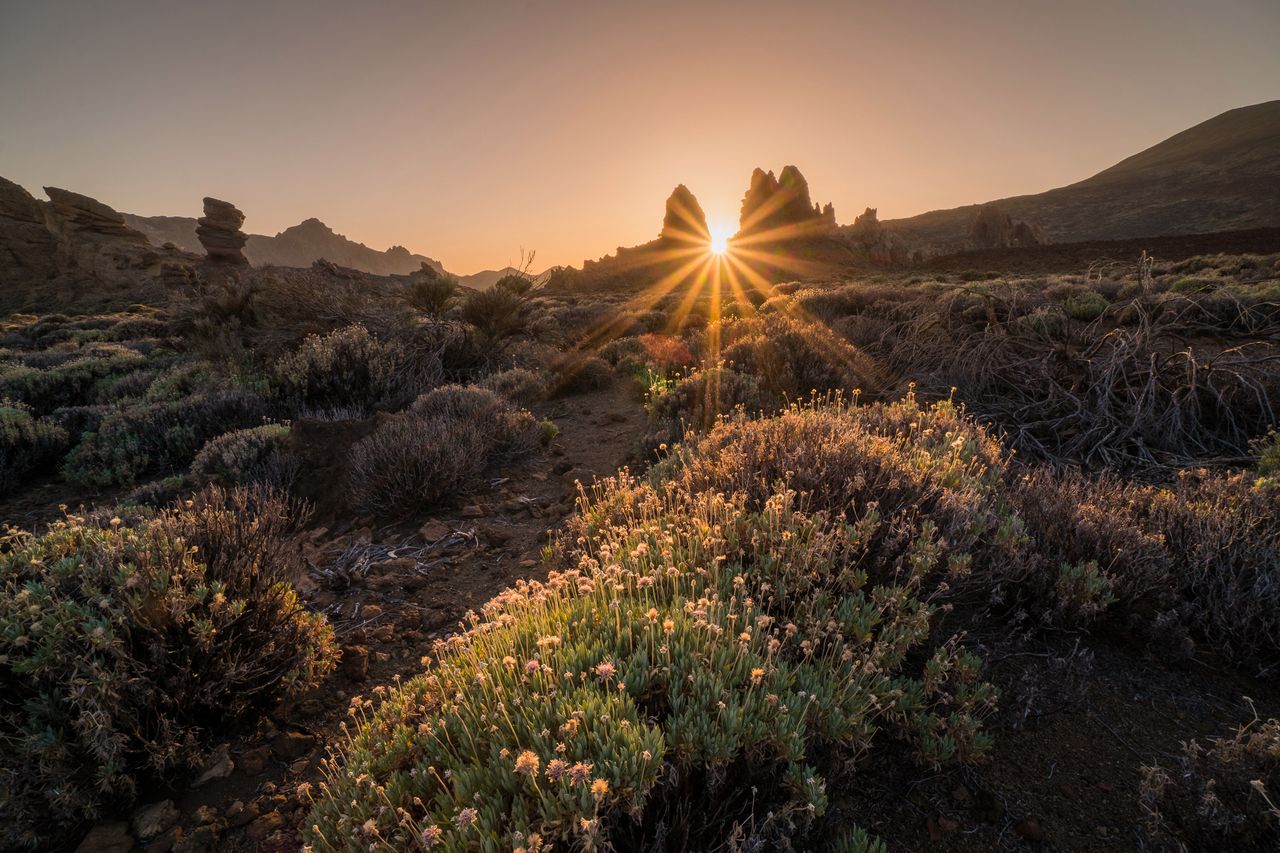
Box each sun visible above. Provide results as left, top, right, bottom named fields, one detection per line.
left=708, top=223, right=733, bottom=256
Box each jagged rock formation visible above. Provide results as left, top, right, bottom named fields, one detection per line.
left=0, top=177, right=61, bottom=284
left=0, top=178, right=198, bottom=307
left=738, top=166, right=836, bottom=239
left=846, top=207, right=908, bottom=265
left=659, top=185, right=710, bottom=244
left=124, top=212, right=449, bottom=277
left=968, top=204, right=1045, bottom=250
left=196, top=198, right=249, bottom=265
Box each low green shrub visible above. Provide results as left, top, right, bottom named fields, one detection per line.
left=348, top=385, right=539, bottom=516
left=62, top=390, right=270, bottom=489
left=549, top=354, right=613, bottom=395
left=646, top=364, right=762, bottom=441
left=190, top=423, right=296, bottom=488
left=0, top=351, right=148, bottom=414
left=720, top=314, right=880, bottom=405
left=1063, top=291, right=1109, bottom=321
left=0, top=486, right=336, bottom=850
left=306, top=398, right=997, bottom=851
left=0, top=403, right=69, bottom=495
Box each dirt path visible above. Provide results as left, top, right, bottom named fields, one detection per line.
left=148, top=377, right=649, bottom=852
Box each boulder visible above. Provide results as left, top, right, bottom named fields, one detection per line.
left=968, top=203, right=1046, bottom=249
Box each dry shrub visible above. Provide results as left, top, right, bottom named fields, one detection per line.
left=190, top=423, right=296, bottom=489
left=548, top=353, right=613, bottom=395
left=272, top=324, right=404, bottom=416
left=482, top=367, right=551, bottom=406
left=0, top=485, right=336, bottom=850
left=1140, top=715, right=1280, bottom=851
left=460, top=286, right=529, bottom=345
left=349, top=385, right=538, bottom=516
left=720, top=313, right=882, bottom=406
left=645, top=364, right=763, bottom=443
left=409, top=272, right=459, bottom=314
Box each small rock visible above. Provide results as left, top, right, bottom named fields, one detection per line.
left=174, top=823, right=222, bottom=852
left=227, top=800, right=260, bottom=829
left=361, top=603, right=383, bottom=619
left=340, top=645, right=369, bottom=681
left=75, top=822, right=134, bottom=853
left=144, top=828, right=179, bottom=853
left=245, top=810, right=285, bottom=843
left=519, top=559, right=539, bottom=569
left=270, top=730, right=317, bottom=761
left=552, top=460, right=573, bottom=475
left=239, top=744, right=273, bottom=774
left=1015, top=816, right=1044, bottom=843
left=375, top=650, right=391, bottom=663
left=195, top=805, right=220, bottom=825
left=418, top=519, right=452, bottom=541
left=369, top=623, right=394, bottom=642
left=133, top=800, right=180, bottom=840
left=192, top=743, right=234, bottom=787
left=460, top=505, right=485, bottom=518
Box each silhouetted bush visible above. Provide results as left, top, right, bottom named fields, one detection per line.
left=409, top=272, right=459, bottom=315
left=549, top=354, right=613, bottom=395
left=460, top=287, right=529, bottom=345
left=0, top=486, right=336, bottom=850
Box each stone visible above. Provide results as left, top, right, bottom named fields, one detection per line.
left=418, top=519, right=452, bottom=542
left=226, top=800, right=260, bottom=829
left=239, top=744, right=273, bottom=773
left=270, top=730, right=317, bottom=761
left=968, top=203, right=1045, bottom=249
left=132, top=800, right=180, bottom=840
left=340, top=644, right=370, bottom=681
left=192, top=742, right=234, bottom=787
left=75, top=821, right=134, bottom=853
left=1014, top=816, right=1044, bottom=843
left=245, top=810, right=285, bottom=843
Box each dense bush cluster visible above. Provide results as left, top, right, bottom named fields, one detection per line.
left=62, top=390, right=270, bottom=489
left=348, top=385, right=540, bottom=516
left=0, top=486, right=336, bottom=850
left=272, top=324, right=406, bottom=416
left=0, top=402, right=69, bottom=495
left=305, top=398, right=1003, bottom=850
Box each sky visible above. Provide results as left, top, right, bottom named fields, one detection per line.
left=2, top=1, right=1278, bottom=274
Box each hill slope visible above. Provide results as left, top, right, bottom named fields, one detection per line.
left=885, top=100, right=1280, bottom=252
left=123, top=213, right=446, bottom=277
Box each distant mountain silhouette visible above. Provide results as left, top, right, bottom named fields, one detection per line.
left=883, top=99, right=1280, bottom=254
left=124, top=213, right=447, bottom=277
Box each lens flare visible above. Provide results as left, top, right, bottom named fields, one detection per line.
left=708, top=224, right=733, bottom=256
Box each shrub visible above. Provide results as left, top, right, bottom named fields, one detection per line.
left=349, top=385, right=538, bottom=516
left=0, top=351, right=148, bottom=414
left=549, top=354, right=613, bottom=395
left=0, top=403, right=69, bottom=495
left=1171, top=277, right=1215, bottom=295
left=720, top=314, right=881, bottom=406
left=190, top=424, right=296, bottom=488
left=636, top=333, right=695, bottom=374
left=482, top=367, right=551, bottom=406
left=494, top=273, right=536, bottom=297
left=0, top=486, right=336, bottom=850
left=1140, top=715, right=1280, bottom=851
left=409, top=273, right=459, bottom=315
left=62, top=390, right=270, bottom=489
left=306, top=401, right=996, bottom=852
left=1254, top=429, right=1279, bottom=489
left=460, top=287, right=528, bottom=345
left=646, top=364, right=763, bottom=439
left=598, top=335, right=647, bottom=369
left=1063, top=290, right=1109, bottom=321
left=273, top=324, right=403, bottom=416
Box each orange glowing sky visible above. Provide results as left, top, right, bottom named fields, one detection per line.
left=2, top=0, right=1277, bottom=274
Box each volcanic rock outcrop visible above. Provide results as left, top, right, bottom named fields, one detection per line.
left=968, top=203, right=1045, bottom=250
left=738, top=166, right=836, bottom=239
left=659, top=184, right=711, bottom=244
left=0, top=178, right=198, bottom=306
left=196, top=198, right=249, bottom=265
left=846, top=207, right=908, bottom=265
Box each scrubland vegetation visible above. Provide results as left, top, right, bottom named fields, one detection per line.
left=2, top=251, right=1280, bottom=850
